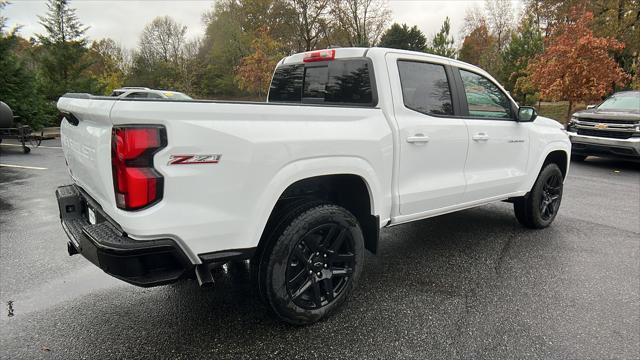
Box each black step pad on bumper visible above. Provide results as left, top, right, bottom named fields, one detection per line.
left=56, top=184, right=193, bottom=287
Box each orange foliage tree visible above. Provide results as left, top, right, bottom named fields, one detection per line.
left=527, top=9, right=630, bottom=116
left=235, top=27, right=284, bottom=99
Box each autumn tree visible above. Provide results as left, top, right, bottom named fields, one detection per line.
left=330, top=0, right=391, bottom=46
left=235, top=27, right=283, bottom=98
left=428, top=17, right=456, bottom=58
left=458, top=23, right=495, bottom=66
left=378, top=23, right=426, bottom=51
left=528, top=10, right=630, bottom=116
left=458, top=1, right=510, bottom=78
left=198, top=0, right=299, bottom=97
left=589, top=0, right=640, bottom=88
left=85, top=38, right=130, bottom=94
left=36, top=0, right=99, bottom=99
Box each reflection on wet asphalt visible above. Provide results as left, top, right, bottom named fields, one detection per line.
left=1, top=140, right=639, bottom=359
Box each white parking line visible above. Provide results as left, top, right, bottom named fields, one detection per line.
left=0, top=143, right=62, bottom=149
left=0, top=164, right=47, bottom=170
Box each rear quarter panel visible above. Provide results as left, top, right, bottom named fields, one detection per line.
left=107, top=100, right=393, bottom=256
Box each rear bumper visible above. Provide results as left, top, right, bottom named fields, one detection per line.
left=56, top=184, right=193, bottom=287
left=568, top=132, right=640, bottom=158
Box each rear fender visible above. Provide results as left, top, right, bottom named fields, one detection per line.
left=250, top=156, right=385, bottom=244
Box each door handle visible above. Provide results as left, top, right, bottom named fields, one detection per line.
left=406, top=134, right=430, bottom=144
left=472, top=132, right=489, bottom=141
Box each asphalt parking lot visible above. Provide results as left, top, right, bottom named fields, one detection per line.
left=1, top=139, right=639, bottom=359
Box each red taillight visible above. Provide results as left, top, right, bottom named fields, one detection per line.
left=112, top=126, right=166, bottom=210
left=303, top=49, right=335, bottom=62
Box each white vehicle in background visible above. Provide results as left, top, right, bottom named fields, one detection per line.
left=56, top=47, right=570, bottom=325
left=109, top=87, right=192, bottom=100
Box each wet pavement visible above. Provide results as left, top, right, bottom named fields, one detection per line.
left=1, top=139, right=639, bottom=359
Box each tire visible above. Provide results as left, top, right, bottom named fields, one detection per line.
left=513, top=163, right=564, bottom=229
left=571, top=154, right=587, bottom=162
left=257, top=202, right=364, bottom=325
left=251, top=198, right=323, bottom=304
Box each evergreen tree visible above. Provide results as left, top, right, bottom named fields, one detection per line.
left=36, top=0, right=98, bottom=100
left=428, top=17, right=456, bottom=58
left=502, top=15, right=544, bottom=103
left=378, top=23, right=427, bottom=51
left=1, top=9, right=52, bottom=129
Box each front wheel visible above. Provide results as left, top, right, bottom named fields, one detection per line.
left=259, top=203, right=364, bottom=325
left=514, top=163, right=564, bottom=229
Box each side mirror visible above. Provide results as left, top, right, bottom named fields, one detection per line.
left=586, top=104, right=597, bottom=109
left=517, top=106, right=537, bottom=122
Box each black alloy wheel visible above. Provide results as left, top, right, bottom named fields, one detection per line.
left=257, top=202, right=364, bottom=325
left=286, top=223, right=356, bottom=310
left=539, top=172, right=562, bottom=221
left=514, top=163, right=564, bottom=229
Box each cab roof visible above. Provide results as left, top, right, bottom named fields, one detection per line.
left=280, top=47, right=489, bottom=77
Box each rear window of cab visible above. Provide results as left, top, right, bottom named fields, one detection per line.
left=268, top=59, right=375, bottom=106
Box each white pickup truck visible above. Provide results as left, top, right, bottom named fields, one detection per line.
left=56, top=47, right=570, bottom=324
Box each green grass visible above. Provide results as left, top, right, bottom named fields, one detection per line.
left=536, top=102, right=586, bottom=124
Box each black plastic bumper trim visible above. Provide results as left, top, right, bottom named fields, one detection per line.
left=198, top=247, right=256, bottom=264
left=57, top=184, right=193, bottom=287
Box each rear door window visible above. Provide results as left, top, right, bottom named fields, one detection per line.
left=269, top=59, right=375, bottom=106
left=397, top=60, right=454, bottom=116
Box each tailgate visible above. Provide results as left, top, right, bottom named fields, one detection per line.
left=58, top=95, right=117, bottom=209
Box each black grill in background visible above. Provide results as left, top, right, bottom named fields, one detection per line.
left=580, top=118, right=637, bottom=124
left=577, top=128, right=633, bottom=139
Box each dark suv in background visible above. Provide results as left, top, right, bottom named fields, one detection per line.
left=567, top=91, right=640, bottom=161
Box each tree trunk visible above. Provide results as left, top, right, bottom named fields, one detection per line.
left=567, top=100, right=573, bottom=119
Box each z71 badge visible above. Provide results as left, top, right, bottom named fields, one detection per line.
left=168, top=154, right=222, bottom=165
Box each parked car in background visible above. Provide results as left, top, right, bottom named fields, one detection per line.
left=566, top=91, right=640, bottom=161
left=56, top=47, right=570, bottom=325
left=109, top=87, right=192, bottom=100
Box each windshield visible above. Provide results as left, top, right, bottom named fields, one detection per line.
left=598, top=93, right=640, bottom=111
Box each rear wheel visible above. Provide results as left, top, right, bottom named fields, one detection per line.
left=514, top=163, right=564, bottom=229
left=257, top=202, right=364, bottom=325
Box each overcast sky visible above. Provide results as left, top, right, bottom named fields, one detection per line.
left=4, top=0, right=523, bottom=49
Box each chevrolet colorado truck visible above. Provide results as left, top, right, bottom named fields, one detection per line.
left=56, top=47, right=571, bottom=325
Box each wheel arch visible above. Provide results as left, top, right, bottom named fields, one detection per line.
left=251, top=157, right=385, bottom=258
left=525, top=142, right=570, bottom=192
left=543, top=150, right=569, bottom=179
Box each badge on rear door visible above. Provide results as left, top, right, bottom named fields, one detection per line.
left=168, top=154, right=222, bottom=165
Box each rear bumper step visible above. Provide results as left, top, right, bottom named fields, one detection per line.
left=56, top=184, right=193, bottom=287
